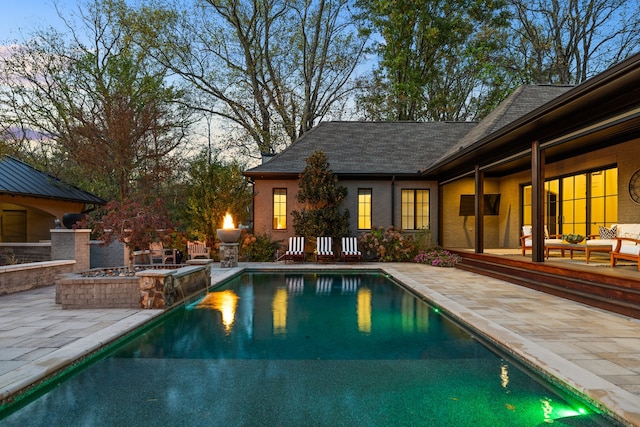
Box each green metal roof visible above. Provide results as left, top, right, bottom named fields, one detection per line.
left=0, top=156, right=105, bottom=204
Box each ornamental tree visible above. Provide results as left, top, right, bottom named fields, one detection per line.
left=84, top=197, right=176, bottom=269
left=292, top=150, right=350, bottom=245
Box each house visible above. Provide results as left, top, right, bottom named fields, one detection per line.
left=0, top=156, right=105, bottom=243
left=244, top=121, right=476, bottom=242
left=245, top=52, right=640, bottom=259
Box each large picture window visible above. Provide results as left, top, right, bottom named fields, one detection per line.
left=273, top=189, right=287, bottom=230
left=522, top=167, right=617, bottom=236
left=358, top=189, right=372, bottom=229
left=401, top=189, right=430, bottom=230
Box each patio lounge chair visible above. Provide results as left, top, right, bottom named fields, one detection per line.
left=187, top=240, right=210, bottom=260
left=610, top=235, right=640, bottom=271
left=149, top=242, right=175, bottom=264
left=520, top=225, right=563, bottom=256
left=316, top=236, right=335, bottom=262
left=284, top=236, right=305, bottom=263
left=341, top=237, right=362, bottom=262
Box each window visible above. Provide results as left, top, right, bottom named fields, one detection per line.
left=273, top=189, right=287, bottom=229
left=358, top=189, right=372, bottom=229
left=590, top=168, right=618, bottom=233
left=401, top=189, right=430, bottom=230
left=521, top=167, right=617, bottom=236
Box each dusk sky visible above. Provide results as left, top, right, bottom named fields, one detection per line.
left=0, top=1, right=87, bottom=42
left=0, top=1, right=69, bottom=41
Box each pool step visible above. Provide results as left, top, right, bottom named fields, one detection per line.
left=454, top=252, right=640, bottom=319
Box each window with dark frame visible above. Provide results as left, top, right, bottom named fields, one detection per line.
left=358, top=189, right=372, bottom=229
left=273, top=188, right=287, bottom=230
left=521, top=166, right=617, bottom=236
left=401, top=189, right=430, bottom=230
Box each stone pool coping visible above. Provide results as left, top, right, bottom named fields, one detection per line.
left=1, top=262, right=639, bottom=426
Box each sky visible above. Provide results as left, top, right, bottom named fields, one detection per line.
left=0, top=1, right=71, bottom=41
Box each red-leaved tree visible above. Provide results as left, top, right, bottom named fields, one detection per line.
left=85, top=198, right=176, bottom=269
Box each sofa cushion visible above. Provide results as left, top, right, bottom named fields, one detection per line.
left=619, top=245, right=640, bottom=256
left=619, top=231, right=640, bottom=240
left=545, top=238, right=563, bottom=244
left=587, top=239, right=614, bottom=248
left=615, top=224, right=640, bottom=241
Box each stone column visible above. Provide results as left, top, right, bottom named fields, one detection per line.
left=50, top=229, right=91, bottom=272
left=219, top=243, right=239, bottom=268
left=137, top=269, right=176, bottom=309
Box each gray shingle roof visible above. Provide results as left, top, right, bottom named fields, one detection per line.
left=245, top=121, right=477, bottom=176
left=0, top=156, right=105, bottom=204
left=434, top=85, right=574, bottom=163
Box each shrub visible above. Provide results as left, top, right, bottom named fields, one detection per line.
left=239, top=232, right=281, bottom=262
left=414, top=247, right=462, bottom=267
left=360, top=226, right=416, bottom=262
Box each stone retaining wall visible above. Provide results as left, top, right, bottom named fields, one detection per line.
left=0, top=243, right=51, bottom=265
left=0, top=260, right=75, bottom=295
left=56, top=274, right=140, bottom=309
left=57, top=263, right=212, bottom=309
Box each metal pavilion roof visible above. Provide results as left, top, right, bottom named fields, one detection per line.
left=0, top=156, right=105, bottom=204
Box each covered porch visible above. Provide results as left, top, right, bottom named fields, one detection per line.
left=423, top=53, right=640, bottom=319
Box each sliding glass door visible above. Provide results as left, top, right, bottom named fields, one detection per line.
left=522, top=167, right=617, bottom=237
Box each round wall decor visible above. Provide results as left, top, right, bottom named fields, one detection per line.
left=629, top=169, right=640, bottom=204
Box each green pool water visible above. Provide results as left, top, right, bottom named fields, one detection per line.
left=0, top=272, right=617, bottom=426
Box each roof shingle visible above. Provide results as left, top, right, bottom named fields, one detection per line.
left=245, top=121, right=477, bottom=176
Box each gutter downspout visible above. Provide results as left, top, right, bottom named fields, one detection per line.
left=391, top=175, right=395, bottom=227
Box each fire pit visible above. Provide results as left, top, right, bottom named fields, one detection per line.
left=217, top=212, right=240, bottom=268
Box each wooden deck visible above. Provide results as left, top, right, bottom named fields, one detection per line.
left=452, top=249, right=640, bottom=319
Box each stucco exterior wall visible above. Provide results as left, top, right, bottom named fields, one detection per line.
left=0, top=197, right=86, bottom=243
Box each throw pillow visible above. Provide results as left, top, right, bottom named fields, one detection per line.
left=599, top=225, right=617, bottom=239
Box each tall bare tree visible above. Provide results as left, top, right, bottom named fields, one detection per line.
left=131, top=0, right=368, bottom=158
left=0, top=0, right=194, bottom=201
left=509, top=0, right=640, bottom=84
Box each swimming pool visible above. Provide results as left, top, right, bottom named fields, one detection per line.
left=0, top=271, right=615, bottom=426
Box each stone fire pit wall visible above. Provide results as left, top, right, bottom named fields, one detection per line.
left=139, top=265, right=210, bottom=309
left=57, top=264, right=212, bottom=309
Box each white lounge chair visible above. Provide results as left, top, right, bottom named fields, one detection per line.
left=284, top=236, right=305, bottom=263
left=520, top=225, right=563, bottom=256
left=341, top=237, right=362, bottom=262
left=316, top=236, right=335, bottom=262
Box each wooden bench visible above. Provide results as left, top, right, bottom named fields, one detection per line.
left=187, top=241, right=210, bottom=260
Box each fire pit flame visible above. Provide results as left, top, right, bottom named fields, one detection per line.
left=222, top=212, right=235, bottom=229
left=217, top=212, right=241, bottom=243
